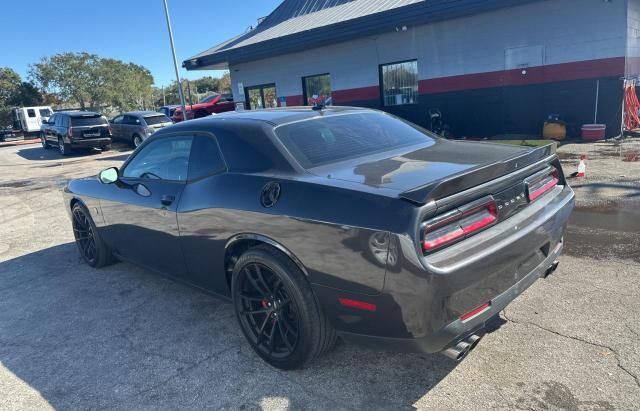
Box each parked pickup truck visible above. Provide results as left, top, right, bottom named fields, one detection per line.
left=172, top=93, right=235, bottom=122
left=41, top=111, right=112, bottom=156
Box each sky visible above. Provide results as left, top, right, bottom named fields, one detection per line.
left=0, top=0, right=281, bottom=87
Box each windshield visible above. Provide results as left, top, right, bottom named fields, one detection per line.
left=199, top=93, right=220, bottom=104
left=144, top=114, right=172, bottom=125
left=70, top=115, right=107, bottom=127
left=39, top=108, right=52, bottom=118
left=274, top=112, right=435, bottom=168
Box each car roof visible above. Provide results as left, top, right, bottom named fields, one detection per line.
left=207, top=106, right=371, bottom=126
left=58, top=111, right=103, bottom=118
left=123, top=111, right=164, bottom=117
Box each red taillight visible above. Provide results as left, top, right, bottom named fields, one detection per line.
left=338, top=298, right=377, bottom=311
left=526, top=168, right=560, bottom=202
left=422, top=197, right=497, bottom=253
left=460, top=302, right=491, bottom=322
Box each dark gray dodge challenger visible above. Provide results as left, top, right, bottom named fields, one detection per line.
left=63, top=107, right=575, bottom=369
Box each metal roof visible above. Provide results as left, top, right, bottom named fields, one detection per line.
left=184, top=0, right=542, bottom=70
left=188, top=0, right=421, bottom=63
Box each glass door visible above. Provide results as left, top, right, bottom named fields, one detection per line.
left=245, top=84, right=277, bottom=109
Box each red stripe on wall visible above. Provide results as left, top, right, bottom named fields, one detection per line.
left=419, top=57, right=625, bottom=94
left=280, top=57, right=625, bottom=105
left=333, top=86, right=380, bottom=104
left=285, top=95, right=304, bottom=106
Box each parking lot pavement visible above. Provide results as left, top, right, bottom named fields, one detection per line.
left=1, top=143, right=639, bottom=410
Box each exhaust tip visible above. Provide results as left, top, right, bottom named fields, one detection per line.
left=544, top=260, right=560, bottom=278
left=442, top=341, right=471, bottom=361
left=464, top=334, right=482, bottom=351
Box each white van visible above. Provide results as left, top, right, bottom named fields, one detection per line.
left=11, top=106, right=54, bottom=136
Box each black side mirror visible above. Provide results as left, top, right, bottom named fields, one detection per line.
left=98, top=167, right=119, bottom=184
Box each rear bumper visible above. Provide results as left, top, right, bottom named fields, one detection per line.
left=317, top=185, right=575, bottom=354
left=338, top=240, right=563, bottom=353
left=70, top=137, right=111, bottom=148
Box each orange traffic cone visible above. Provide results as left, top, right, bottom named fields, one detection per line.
left=577, top=155, right=587, bottom=177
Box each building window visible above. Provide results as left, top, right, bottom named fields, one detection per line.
left=245, top=84, right=278, bottom=110
left=302, top=74, right=332, bottom=106
left=380, top=60, right=418, bottom=106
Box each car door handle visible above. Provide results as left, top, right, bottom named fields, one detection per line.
left=161, top=195, right=175, bottom=206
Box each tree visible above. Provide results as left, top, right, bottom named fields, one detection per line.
left=152, top=71, right=232, bottom=108
left=0, top=67, right=45, bottom=127
left=0, top=68, right=21, bottom=106
left=218, top=72, right=231, bottom=93
left=29, top=52, right=154, bottom=112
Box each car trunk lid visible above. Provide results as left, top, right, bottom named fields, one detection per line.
left=310, top=139, right=554, bottom=204
left=70, top=115, right=110, bottom=139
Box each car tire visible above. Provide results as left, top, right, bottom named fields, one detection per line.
left=58, top=137, right=72, bottom=156
left=70, top=203, right=115, bottom=268
left=231, top=245, right=337, bottom=370
left=41, top=133, right=50, bottom=149
left=194, top=110, right=209, bottom=119
left=132, top=134, right=143, bottom=148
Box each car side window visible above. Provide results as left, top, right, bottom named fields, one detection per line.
left=187, top=135, right=226, bottom=180
left=48, top=114, right=56, bottom=125
left=124, top=115, right=141, bottom=125
left=112, top=115, right=124, bottom=124
left=55, top=115, right=64, bottom=127
left=122, top=136, right=193, bottom=181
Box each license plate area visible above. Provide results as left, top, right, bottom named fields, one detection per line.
left=83, top=130, right=101, bottom=138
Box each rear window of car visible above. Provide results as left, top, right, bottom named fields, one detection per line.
left=143, top=114, right=172, bottom=125
left=71, top=115, right=107, bottom=127
left=274, top=112, right=435, bottom=168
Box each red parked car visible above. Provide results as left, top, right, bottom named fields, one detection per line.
left=172, top=93, right=235, bottom=122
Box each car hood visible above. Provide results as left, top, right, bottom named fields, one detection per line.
left=310, top=139, right=543, bottom=200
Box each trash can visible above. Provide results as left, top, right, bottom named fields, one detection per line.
left=543, top=122, right=567, bottom=140
left=581, top=124, right=606, bottom=141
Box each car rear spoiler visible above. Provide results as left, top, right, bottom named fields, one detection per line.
left=399, top=143, right=557, bottom=205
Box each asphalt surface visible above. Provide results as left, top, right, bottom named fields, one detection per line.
left=1, top=142, right=639, bottom=410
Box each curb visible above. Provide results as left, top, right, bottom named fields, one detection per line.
left=0, top=139, right=40, bottom=148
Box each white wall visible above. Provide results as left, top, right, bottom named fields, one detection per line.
left=627, top=0, right=640, bottom=75
left=229, top=0, right=627, bottom=100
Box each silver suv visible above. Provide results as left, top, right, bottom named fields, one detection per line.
left=110, top=111, right=173, bottom=148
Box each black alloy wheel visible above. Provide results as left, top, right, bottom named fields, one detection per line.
left=236, top=262, right=299, bottom=359
left=232, top=246, right=337, bottom=369
left=71, top=204, right=114, bottom=268
left=58, top=137, right=65, bottom=155
left=72, top=206, right=98, bottom=266
left=41, top=133, right=50, bottom=149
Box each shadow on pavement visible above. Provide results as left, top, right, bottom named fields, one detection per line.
left=0, top=243, right=458, bottom=409
left=15, top=143, right=132, bottom=162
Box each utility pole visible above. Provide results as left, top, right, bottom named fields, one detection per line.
left=162, top=0, right=187, bottom=119
left=162, top=86, right=166, bottom=106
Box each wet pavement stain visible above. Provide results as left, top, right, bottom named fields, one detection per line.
left=0, top=180, right=35, bottom=188
left=565, top=204, right=640, bottom=264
